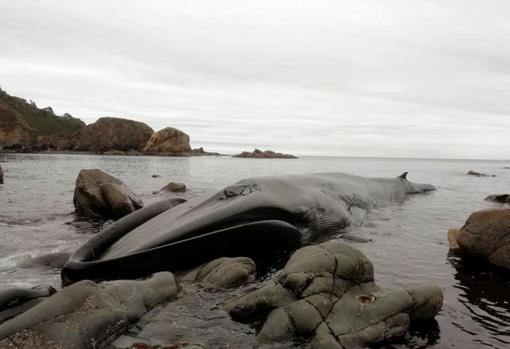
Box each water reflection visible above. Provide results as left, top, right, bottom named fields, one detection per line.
left=449, top=253, right=510, bottom=347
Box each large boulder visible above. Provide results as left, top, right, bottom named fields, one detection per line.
left=449, top=208, right=510, bottom=269
left=73, top=169, right=143, bottom=219
left=143, top=127, right=192, bottom=155
left=72, top=117, right=154, bottom=153
left=225, top=241, right=442, bottom=348
left=180, top=257, right=256, bottom=289
left=0, top=272, right=180, bottom=349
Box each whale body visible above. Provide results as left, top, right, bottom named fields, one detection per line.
left=62, top=172, right=434, bottom=284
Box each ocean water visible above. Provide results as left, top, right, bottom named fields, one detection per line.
left=0, top=153, right=509, bottom=348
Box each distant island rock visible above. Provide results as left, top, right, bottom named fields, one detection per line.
left=70, top=117, right=154, bottom=153
left=0, top=87, right=85, bottom=151
left=467, top=170, right=495, bottom=178
left=143, top=127, right=192, bottom=156
left=233, top=148, right=297, bottom=159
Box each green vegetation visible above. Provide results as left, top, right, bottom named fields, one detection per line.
left=0, top=87, right=85, bottom=136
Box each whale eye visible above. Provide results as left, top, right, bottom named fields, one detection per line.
left=224, top=183, right=259, bottom=198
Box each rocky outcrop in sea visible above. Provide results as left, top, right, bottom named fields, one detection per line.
left=233, top=148, right=297, bottom=159
left=70, top=117, right=154, bottom=153
left=143, top=127, right=192, bottom=155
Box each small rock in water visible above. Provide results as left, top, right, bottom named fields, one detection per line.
left=485, top=194, right=510, bottom=204
left=161, top=181, right=187, bottom=193
left=467, top=170, right=495, bottom=177
left=151, top=174, right=161, bottom=178
left=0, top=165, right=3, bottom=184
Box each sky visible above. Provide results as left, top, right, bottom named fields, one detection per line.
left=0, top=0, right=509, bottom=158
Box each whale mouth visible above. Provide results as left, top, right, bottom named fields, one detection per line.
left=62, top=218, right=302, bottom=285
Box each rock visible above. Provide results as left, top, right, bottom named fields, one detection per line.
left=103, top=149, right=127, bottom=155
left=73, top=169, right=143, bottom=219
left=151, top=174, right=161, bottom=178
left=0, top=88, right=85, bottom=151
left=0, top=285, right=56, bottom=324
left=233, top=148, right=297, bottom=159
left=225, top=241, right=442, bottom=348
left=485, top=194, right=510, bottom=204
left=180, top=257, right=256, bottom=289
left=447, top=228, right=461, bottom=251
left=128, top=344, right=207, bottom=349
left=143, top=127, right=192, bottom=155
left=0, top=272, right=180, bottom=349
left=467, top=170, right=495, bottom=177
left=161, top=181, right=187, bottom=193
left=71, top=117, right=154, bottom=153
left=0, top=165, right=3, bottom=184
left=191, top=147, right=222, bottom=156
left=450, top=208, right=510, bottom=269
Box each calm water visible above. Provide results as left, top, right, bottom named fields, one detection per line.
left=0, top=153, right=509, bottom=348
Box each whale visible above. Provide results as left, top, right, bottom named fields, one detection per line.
left=62, top=172, right=434, bottom=284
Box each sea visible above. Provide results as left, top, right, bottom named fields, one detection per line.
left=0, top=153, right=509, bottom=349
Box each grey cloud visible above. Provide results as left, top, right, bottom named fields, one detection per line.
left=0, top=0, right=509, bottom=158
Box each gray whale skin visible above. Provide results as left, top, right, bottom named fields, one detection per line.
left=62, top=172, right=434, bottom=284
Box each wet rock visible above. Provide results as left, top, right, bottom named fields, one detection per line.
left=151, top=174, right=161, bottom=178
left=161, top=182, right=187, bottom=193
left=143, top=127, right=192, bottom=156
left=180, top=257, right=256, bottom=289
left=233, top=148, right=297, bottom=159
left=73, top=169, right=143, bottom=219
left=225, top=241, right=443, bottom=348
left=447, top=228, right=461, bottom=252
left=485, top=194, right=510, bottom=204
left=112, top=286, right=256, bottom=349
left=71, top=117, right=154, bottom=153
left=190, top=147, right=222, bottom=156
left=449, top=208, right=510, bottom=269
left=467, top=170, right=495, bottom=177
left=0, top=272, right=180, bottom=349
left=0, top=165, right=3, bottom=184
left=127, top=342, right=207, bottom=349
left=0, top=285, right=56, bottom=324
left=103, top=149, right=127, bottom=155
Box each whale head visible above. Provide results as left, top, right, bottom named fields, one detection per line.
left=397, top=172, right=436, bottom=194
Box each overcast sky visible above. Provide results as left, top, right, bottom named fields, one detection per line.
left=1, top=1, right=509, bottom=158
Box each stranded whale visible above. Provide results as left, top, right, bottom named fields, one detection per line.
left=62, top=172, right=434, bottom=284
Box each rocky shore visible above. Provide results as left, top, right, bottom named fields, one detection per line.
left=0, top=88, right=218, bottom=157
